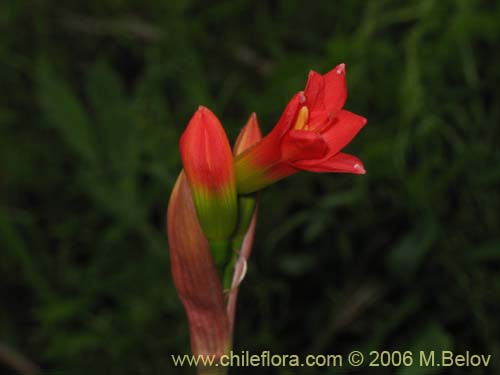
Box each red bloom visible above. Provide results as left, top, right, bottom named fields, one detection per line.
left=235, top=64, right=367, bottom=194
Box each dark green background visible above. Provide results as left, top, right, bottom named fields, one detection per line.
left=1, top=0, right=499, bottom=374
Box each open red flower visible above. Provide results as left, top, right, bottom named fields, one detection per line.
left=235, top=64, right=367, bottom=194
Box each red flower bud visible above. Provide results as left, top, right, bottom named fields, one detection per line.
left=180, top=106, right=238, bottom=242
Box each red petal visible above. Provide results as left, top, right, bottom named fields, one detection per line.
left=319, top=110, right=367, bottom=159
left=235, top=144, right=299, bottom=193
left=235, top=131, right=281, bottom=173
left=233, top=113, right=263, bottom=156
left=295, top=152, right=366, bottom=174
left=264, top=162, right=299, bottom=183
left=307, top=110, right=331, bottom=132
left=267, top=91, right=304, bottom=138
left=234, top=93, right=303, bottom=193
left=281, top=129, right=328, bottom=162
left=323, top=63, right=347, bottom=113
left=304, top=70, right=325, bottom=113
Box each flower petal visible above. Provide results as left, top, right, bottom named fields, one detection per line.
left=234, top=95, right=302, bottom=194
left=304, top=70, right=325, bottom=113
left=319, top=109, right=367, bottom=159
left=233, top=113, right=263, bottom=156
left=282, top=129, right=328, bottom=162
left=295, top=152, right=366, bottom=174
left=235, top=152, right=298, bottom=194
left=323, top=63, right=347, bottom=113
left=267, top=91, right=304, bottom=138
left=307, top=110, right=332, bottom=132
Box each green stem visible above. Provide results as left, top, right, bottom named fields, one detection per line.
left=222, top=250, right=240, bottom=291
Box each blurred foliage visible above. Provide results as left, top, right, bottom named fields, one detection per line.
left=1, top=0, right=499, bottom=374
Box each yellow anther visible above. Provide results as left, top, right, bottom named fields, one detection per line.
left=293, top=106, right=309, bottom=130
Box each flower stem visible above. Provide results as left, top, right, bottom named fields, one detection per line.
left=226, top=213, right=257, bottom=340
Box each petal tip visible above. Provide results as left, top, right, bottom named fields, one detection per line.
left=298, top=91, right=306, bottom=104
left=354, top=162, right=366, bottom=174
left=336, top=63, right=346, bottom=75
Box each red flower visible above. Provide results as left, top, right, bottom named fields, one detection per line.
left=235, top=64, right=367, bottom=194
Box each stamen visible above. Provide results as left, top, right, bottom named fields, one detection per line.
left=293, top=106, right=309, bottom=130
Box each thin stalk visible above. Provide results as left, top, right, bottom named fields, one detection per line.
left=226, top=213, right=257, bottom=340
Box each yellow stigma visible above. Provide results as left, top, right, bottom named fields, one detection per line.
left=293, top=106, right=309, bottom=130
